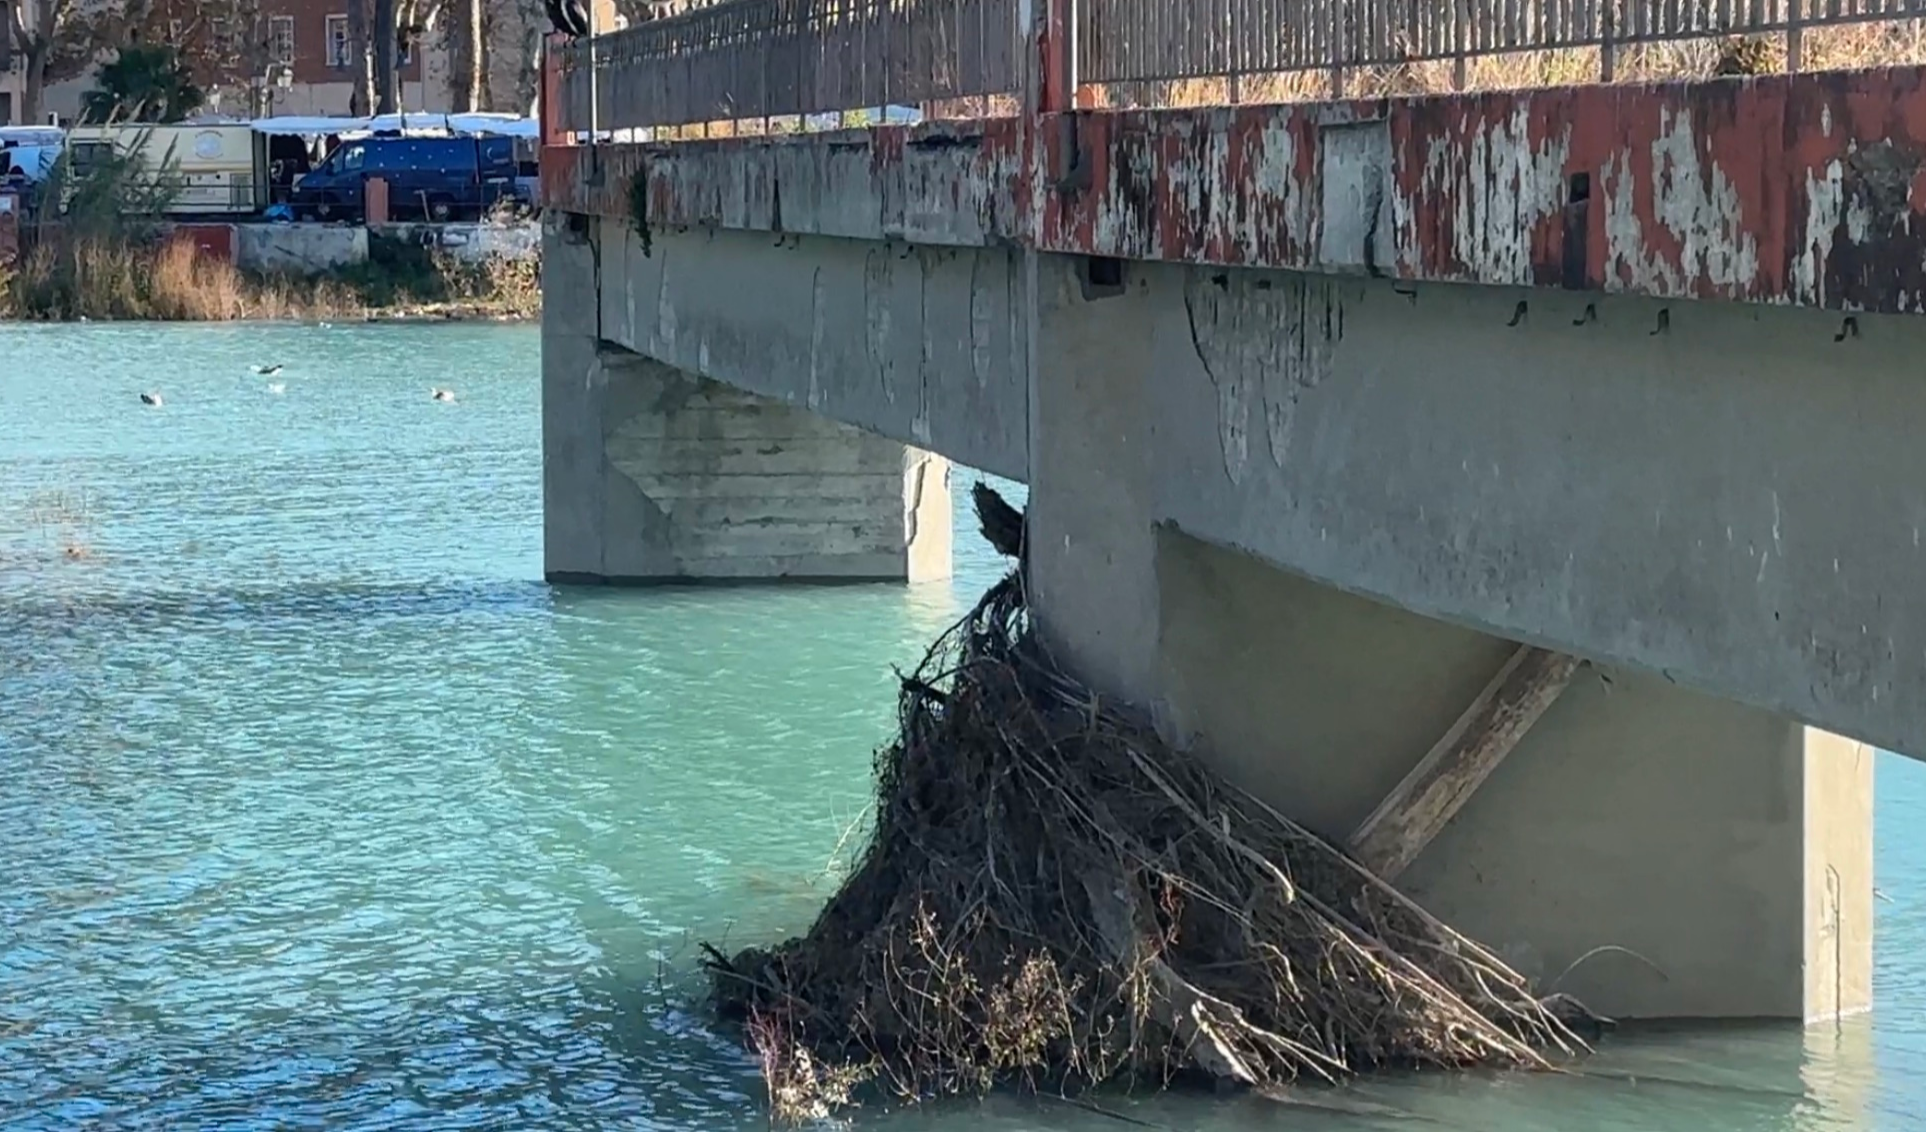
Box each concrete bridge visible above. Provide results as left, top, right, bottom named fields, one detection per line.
left=534, top=0, right=1926, bottom=1028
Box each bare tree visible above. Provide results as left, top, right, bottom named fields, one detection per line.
left=510, top=0, right=542, bottom=116
left=371, top=0, right=396, bottom=112
left=127, top=0, right=279, bottom=114
left=7, top=0, right=146, bottom=123
left=346, top=0, right=372, bottom=114
left=438, top=0, right=481, bottom=110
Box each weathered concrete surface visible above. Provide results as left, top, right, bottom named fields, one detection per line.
left=1150, top=528, right=1872, bottom=1021
left=542, top=119, right=1025, bottom=247
left=549, top=67, right=1926, bottom=315
left=1024, top=253, right=1873, bottom=1019
left=374, top=220, right=542, bottom=263
left=234, top=223, right=369, bottom=274
left=592, top=351, right=952, bottom=581
left=542, top=217, right=952, bottom=583
left=1025, top=252, right=1926, bottom=765
left=594, top=219, right=1029, bottom=483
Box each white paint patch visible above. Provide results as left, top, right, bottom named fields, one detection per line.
left=1394, top=102, right=1572, bottom=284
left=1602, top=107, right=1762, bottom=298
left=1796, top=159, right=1845, bottom=307
left=1250, top=121, right=1310, bottom=257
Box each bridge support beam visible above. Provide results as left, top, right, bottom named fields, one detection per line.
left=1024, top=252, right=1873, bottom=1022
left=543, top=225, right=950, bottom=583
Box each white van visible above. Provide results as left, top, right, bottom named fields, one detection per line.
left=64, top=123, right=268, bottom=215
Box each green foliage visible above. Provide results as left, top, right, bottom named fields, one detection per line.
left=80, top=44, right=205, bottom=125
left=44, top=127, right=185, bottom=240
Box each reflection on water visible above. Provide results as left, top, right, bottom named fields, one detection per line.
left=2, top=322, right=1926, bottom=1130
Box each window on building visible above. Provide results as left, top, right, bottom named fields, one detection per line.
left=326, top=14, right=350, bottom=68
left=269, top=15, right=294, bottom=64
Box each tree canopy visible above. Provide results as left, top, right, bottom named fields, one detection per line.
left=80, top=43, right=205, bottom=123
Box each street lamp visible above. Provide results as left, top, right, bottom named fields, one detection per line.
left=254, top=63, right=292, bottom=116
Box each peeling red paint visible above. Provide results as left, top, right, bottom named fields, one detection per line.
left=544, top=66, right=1926, bottom=315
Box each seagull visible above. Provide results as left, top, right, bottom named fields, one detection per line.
left=139, top=392, right=163, bottom=406
left=267, top=382, right=286, bottom=395
left=431, top=387, right=455, bottom=402
left=254, top=364, right=284, bottom=375
left=544, top=0, right=591, bottom=37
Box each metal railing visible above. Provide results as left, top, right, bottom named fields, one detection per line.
left=1076, top=0, right=1926, bottom=87
left=559, top=0, right=1020, bottom=133
left=551, top=0, right=1926, bottom=137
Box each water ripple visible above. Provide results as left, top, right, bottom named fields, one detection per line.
left=2, top=322, right=1924, bottom=1131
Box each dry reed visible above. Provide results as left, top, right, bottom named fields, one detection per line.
left=0, top=232, right=537, bottom=323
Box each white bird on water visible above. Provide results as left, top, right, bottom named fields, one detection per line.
left=431, top=388, right=455, bottom=403
left=139, top=392, right=163, bottom=407
left=253, top=364, right=283, bottom=376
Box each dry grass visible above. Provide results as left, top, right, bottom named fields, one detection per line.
left=620, top=21, right=1926, bottom=140
left=0, top=231, right=538, bottom=323
left=1086, top=22, right=1926, bottom=108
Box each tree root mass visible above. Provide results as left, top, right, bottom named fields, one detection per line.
left=709, top=492, right=1592, bottom=1122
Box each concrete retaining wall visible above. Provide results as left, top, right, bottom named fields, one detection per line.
left=234, top=224, right=368, bottom=274
left=375, top=220, right=541, bottom=263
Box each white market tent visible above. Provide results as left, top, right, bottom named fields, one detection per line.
left=249, top=112, right=539, bottom=139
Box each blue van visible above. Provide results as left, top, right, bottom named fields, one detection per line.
left=289, top=134, right=528, bottom=222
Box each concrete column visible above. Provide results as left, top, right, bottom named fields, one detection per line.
left=545, top=349, right=951, bottom=584
left=1025, top=252, right=1872, bottom=1022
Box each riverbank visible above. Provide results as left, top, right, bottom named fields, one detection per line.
left=0, top=231, right=540, bottom=323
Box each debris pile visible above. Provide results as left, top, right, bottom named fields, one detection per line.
left=708, top=486, right=1590, bottom=1122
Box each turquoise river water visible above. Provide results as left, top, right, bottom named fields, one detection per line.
left=3, top=321, right=1926, bottom=1130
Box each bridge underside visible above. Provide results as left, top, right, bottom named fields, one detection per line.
left=536, top=66, right=1926, bottom=1021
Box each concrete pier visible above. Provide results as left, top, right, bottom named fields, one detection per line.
left=543, top=224, right=951, bottom=584
left=1023, top=253, right=1874, bottom=1022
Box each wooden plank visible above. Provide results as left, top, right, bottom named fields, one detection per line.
left=1347, top=645, right=1581, bottom=881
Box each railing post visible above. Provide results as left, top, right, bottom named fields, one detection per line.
left=1042, top=0, right=1074, bottom=112
left=1452, top=0, right=1469, bottom=90
left=1599, top=0, right=1616, bottom=81
left=1787, top=0, right=1805, bottom=72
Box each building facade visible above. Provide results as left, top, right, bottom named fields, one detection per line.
left=0, top=0, right=589, bottom=125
